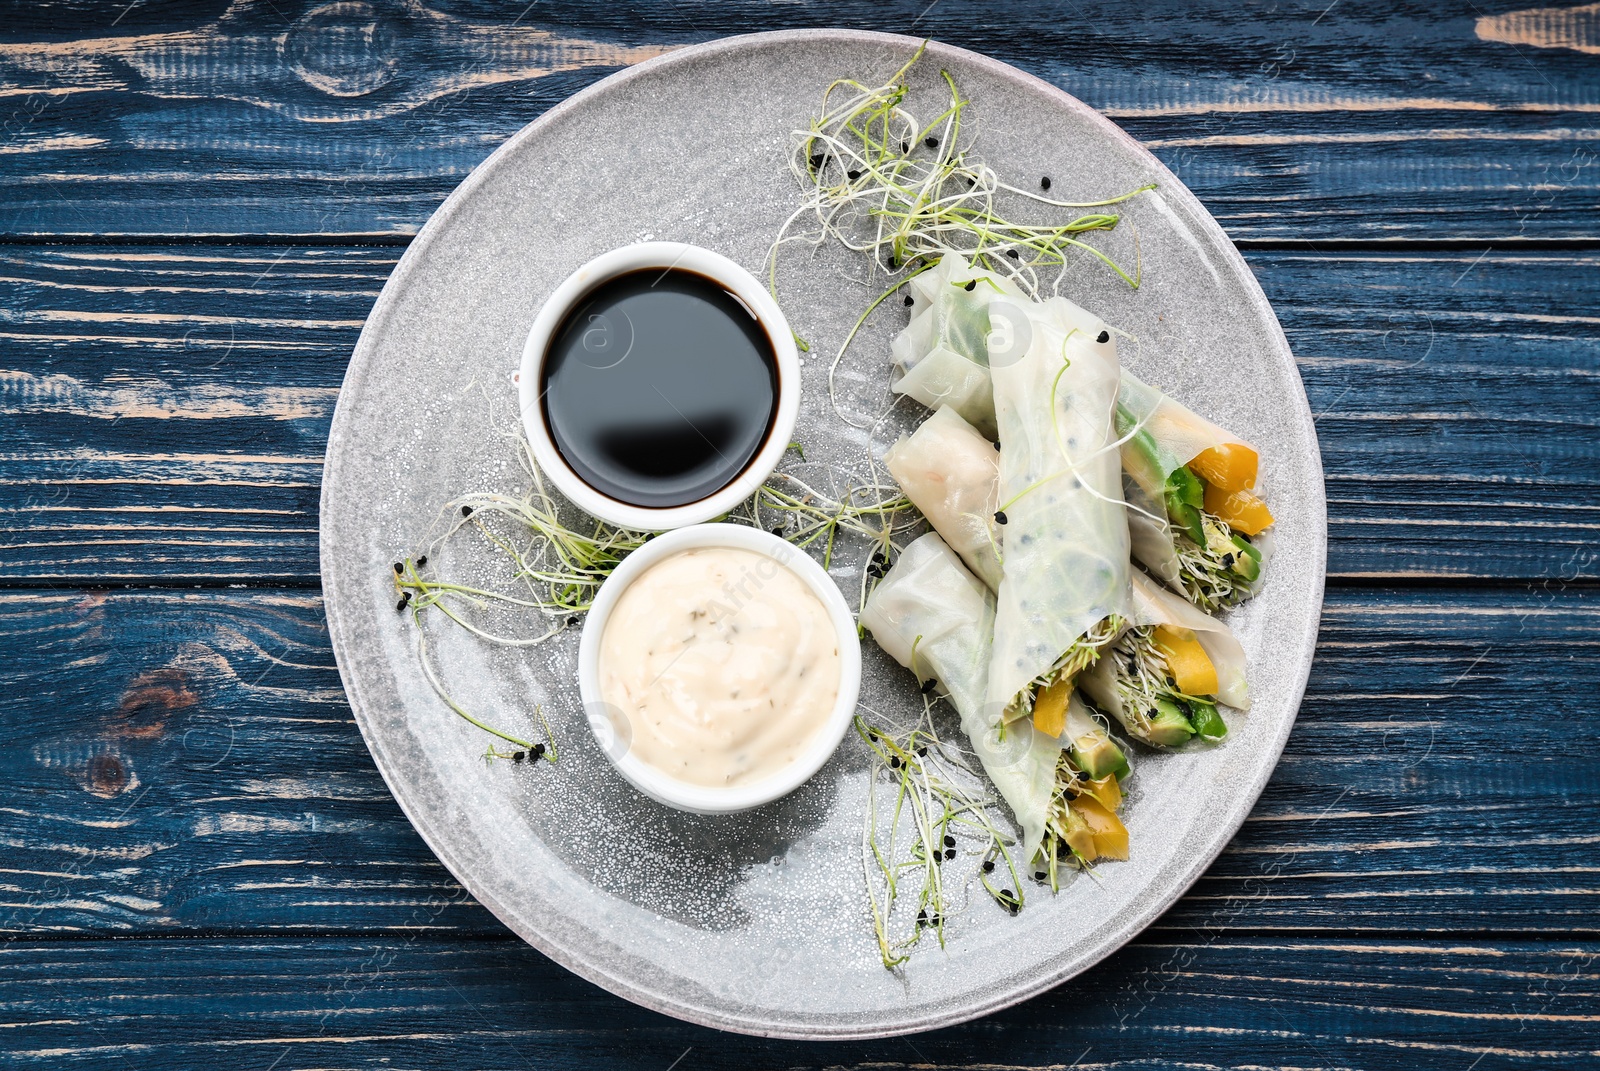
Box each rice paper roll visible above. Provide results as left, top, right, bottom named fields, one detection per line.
left=860, top=532, right=1063, bottom=862
left=1128, top=569, right=1249, bottom=711
left=1114, top=370, right=1274, bottom=611
left=986, top=295, right=1130, bottom=723
left=882, top=406, right=1003, bottom=591
left=889, top=253, right=1030, bottom=440
left=1078, top=570, right=1249, bottom=747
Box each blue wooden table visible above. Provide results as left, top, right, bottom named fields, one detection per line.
left=3, top=1, right=1598, bottom=1066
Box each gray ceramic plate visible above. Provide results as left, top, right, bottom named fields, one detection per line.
left=321, top=29, right=1327, bottom=1040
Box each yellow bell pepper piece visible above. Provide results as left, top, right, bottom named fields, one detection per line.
left=1152, top=625, right=1219, bottom=697
left=1204, top=483, right=1275, bottom=536
left=1056, top=807, right=1099, bottom=862
left=1068, top=796, right=1130, bottom=861
left=1080, top=773, right=1123, bottom=812
left=1031, top=677, right=1071, bottom=738
left=1190, top=443, right=1258, bottom=493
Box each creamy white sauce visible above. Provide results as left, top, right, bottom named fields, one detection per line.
left=598, top=546, right=840, bottom=788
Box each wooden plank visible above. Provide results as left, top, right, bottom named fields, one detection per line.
left=2, top=585, right=1596, bottom=938
left=0, top=935, right=1594, bottom=1067
left=2, top=1, right=1599, bottom=240
left=2, top=245, right=1597, bottom=582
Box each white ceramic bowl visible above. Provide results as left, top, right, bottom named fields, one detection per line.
left=576, top=524, right=863, bottom=814
left=517, top=241, right=800, bottom=531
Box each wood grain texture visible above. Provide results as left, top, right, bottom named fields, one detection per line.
left=0, top=936, right=1595, bottom=1069
left=4, top=2, right=1598, bottom=1062
left=2, top=244, right=1597, bottom=583
left=2, top=585, right=1596, bottom=937
left=3, top=0, right=1599, bottom=239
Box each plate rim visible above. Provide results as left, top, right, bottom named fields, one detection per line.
left=320, top=26, right=1329, bottom=1040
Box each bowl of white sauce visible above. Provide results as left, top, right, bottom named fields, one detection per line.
left=576, top=523, right=862, bottom=813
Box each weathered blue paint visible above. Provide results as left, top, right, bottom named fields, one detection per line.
left=2, top=1, right=1598, bottom=1066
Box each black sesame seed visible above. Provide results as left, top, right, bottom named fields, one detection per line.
left=1005, top=249, right=1019, bottom=259
left=1222, top=553, right=1235, bottom=568
left=513, top=751, right=525, bottom=763
left=415, top=554, right=428, bottom=567
left=643, top=532, right=655, bottom=541
left=460, top=505, right=474, bottom=517
left=924, top=135, right=938, bottom=149
left=393, top=561, right=404, bottom=575
left=982, top=859, right=995, bottom=873
left=944, top=848, right=957, bottom=860
left=943, top=835, right=956, bottom=848
left=532, top=743, right=546, bottom=758
left=889, top=756, right=902, bottom=769
left=1097, top=330, right=1110, bottom=344
left=399, top=591, right=411, bottom=604
left=566, top=614, right=580, bottom=627
left=993, top=510, right=1008, bottom=525
left=1001, top=888, right=1015, bottom=900
left=916, top=909, right=927, bottom=922
left=1040, top=176, right=1052, bottom=190
left=809, top=154, right=824, bottom=171
left=963, top=280, right=976, bottom=292
left=1008, top=902, right=1020, bottom=915
left=900, top=141, right=909, bottom=153
left=1035, top=871, right=1047, bottom=880
left=916, top=746, right=928, bottom=757
left=904, top=294, right=916, bottom=307
left=395, top=599, right=408, bottom=612
left=919, top=678, right=937, bottom=695
left=848, top=169, right=861, bottom=181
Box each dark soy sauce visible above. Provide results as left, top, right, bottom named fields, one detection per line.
left=541, top=268, right=778, bottom=509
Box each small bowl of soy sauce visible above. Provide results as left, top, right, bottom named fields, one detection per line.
left=518, top=242, right=800, bottom=531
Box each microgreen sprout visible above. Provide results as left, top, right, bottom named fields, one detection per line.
left=1171, top=513, right=1258, bottom=612
left=855, top=705, right=1025, bottom=968
left=1002, top=614, right=1125, bottom=723
left=392, top=432, right=918, bottom=753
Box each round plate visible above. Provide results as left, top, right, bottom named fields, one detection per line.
left=321, top=29, right=1327, bottom=1040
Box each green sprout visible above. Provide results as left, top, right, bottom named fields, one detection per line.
left=766, top=44, right=1154, bottom=425
left=855, top=704, right=1026, bottom=968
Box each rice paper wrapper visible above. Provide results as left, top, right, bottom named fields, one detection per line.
left=882, top=406, right=1004, bottom=592
left=889, top=253, right=1031, bottom=440
left=1127, top=570, right=1250, bottom=710
left=1124, top=474, right=1182, bottom=588
left=987, top=297, right=1130, bottom=709
left=860, top=532, right=1063, bottom=862
left=1115, top=368, right=1254, bottom=498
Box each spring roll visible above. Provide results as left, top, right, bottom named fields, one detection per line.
left=889, top=253, right=1029, bottom=440
left=882, top=405, right=1003, bottom=591
left=884, top=393, right=1248, bottom=749
left=985, top=291, right=1131, bottom=774
left=862, top=533, right=1127, bottom=866
left=861, top=533, right=1060, bottom=861
left=890, top=259, right=1275, bottom=612
left=1115, top=371, right=1274, bottom=612
left=1078, top=571, right=1249, bottom=747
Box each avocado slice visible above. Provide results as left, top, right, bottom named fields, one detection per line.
left=1065, top=698, right=1130, bottom=780
left=1144, top=698, right=1196, bottom=747
left=1227, top=534, right=1262, bottom=582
